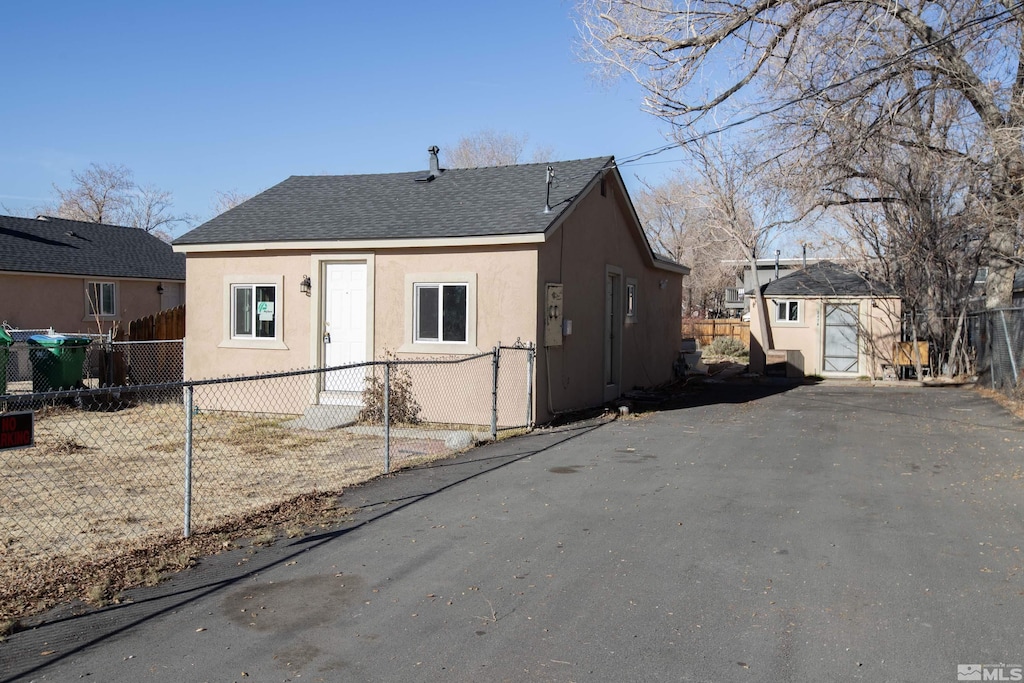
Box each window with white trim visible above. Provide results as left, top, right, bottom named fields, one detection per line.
left=775, top=300, right=800, bottom=322
left=232, top=284, right=277, bottom=339
left=414, top=283, right=467, bottom=343
left=625, top=279, right=638, bottom=323
left=86, top=281, right=116, bottom=317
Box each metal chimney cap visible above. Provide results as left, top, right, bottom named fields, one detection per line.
left=417, top=145, right=443, bottom=182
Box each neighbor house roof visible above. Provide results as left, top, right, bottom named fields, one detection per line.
left=0, top=215, right=185, bottom=280
left=174, top=156, right=616, bottom=246
left=762, top=261, right=895, bottom=297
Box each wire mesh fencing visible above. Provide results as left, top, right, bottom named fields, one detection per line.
left=968, top=308, right=1024, bottom=395
left=109, top=339, right=184, bottom=386
left=1, top=338, right=184, bottom=395
left=0, top=344, right=535, bottom=575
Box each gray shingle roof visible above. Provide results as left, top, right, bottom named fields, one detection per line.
left=0, top=215, right=185, bottom=280
left=763, top=261, right=894, bottom=297
left=174, top=156, right=615, bottom=245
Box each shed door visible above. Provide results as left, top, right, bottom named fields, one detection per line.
left=324, top=262, right=367, bottom=396
left=823, top=304, right=859, bottom=373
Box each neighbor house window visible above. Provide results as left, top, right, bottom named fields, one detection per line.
left=415, top=283, right=467, bottom=343
left=775, top=300, right=800, bottom=322
left=232, top=284, right=277, bottom=339
left=86, top=281, right=116, bottom=317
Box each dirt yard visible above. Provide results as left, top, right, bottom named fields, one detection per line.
left=0, top=401, right=457, bottom=579
left=0, top=399, right=477, bottom=625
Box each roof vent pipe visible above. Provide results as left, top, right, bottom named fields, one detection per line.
left=416, top=146, right=443, bottom=182
left=428, top=145, right=440, bottom=176
left=544, top=166, right=554, bottom=214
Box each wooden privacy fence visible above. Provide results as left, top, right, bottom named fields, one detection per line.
left=126, top=304, right=185, bottom=341
left=681, top=318, right=751, bottom=348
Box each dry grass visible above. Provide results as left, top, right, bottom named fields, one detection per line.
left=975, top=385, right=1024, bottom=421
left=0, top=490, right=356, bottom=631
left=0, top=401, right=473, bottom=625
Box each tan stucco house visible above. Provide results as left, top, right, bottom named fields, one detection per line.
left=0, top=214, right=186, bottom=335
left=748, top=262, right=901, bottom=379
left=172, top=149, right=687, bottom=423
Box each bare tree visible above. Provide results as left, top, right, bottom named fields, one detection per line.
left=790, top=72, right=988, bottom=376
left=577, top=0, right=1024, bottom=307
left=51, top=163, right=134, bottom=225
left=442, top=130, right=554, bottom=168
left=683, top=135, right=813, bottom=349
left=211, top=189, right=252, bottom=216
left=46, top=163, right=192, bottom=240
left=634, top=173, right=747, bottom=315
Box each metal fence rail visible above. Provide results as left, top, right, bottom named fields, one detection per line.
left=968, top=308, right=1024, bottom=394
left=0, top=344, right=535, bottom=573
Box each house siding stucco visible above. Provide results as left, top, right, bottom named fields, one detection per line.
left=0, top=272, right=182, bottom=335
left=537, top=178, right=682, bottom=420
left=750, top=296, right=902, bottom=378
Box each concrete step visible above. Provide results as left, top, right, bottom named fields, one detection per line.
left=284, top=404, right=361, bottom=431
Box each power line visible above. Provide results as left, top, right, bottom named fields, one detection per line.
left=605, top=1, right=1024, bottom=171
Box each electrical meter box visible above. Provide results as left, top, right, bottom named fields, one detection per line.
left=544, top=283, right=564, bottom=347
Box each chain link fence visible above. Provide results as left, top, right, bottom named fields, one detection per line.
left=968, top=307, right=1024, bottom=394
left=0, top=344, right=535, bottom=574
left=2, top=336, right=184, bottom=394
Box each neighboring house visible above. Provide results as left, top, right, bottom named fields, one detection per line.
left=172, top=148, right=687, bottom=423
left=723, top=256, right=846, bottom=316
left=748, top=261, right=901, bottom=378
left=0, top=215, right=186, bottom=334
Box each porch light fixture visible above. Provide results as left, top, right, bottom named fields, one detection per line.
left=156, top=284, right=164, bottom=295
left=300, top=275, right=312, bottom=296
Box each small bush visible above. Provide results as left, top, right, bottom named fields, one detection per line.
left=706, top=336, right=749, bottom=358
left=358, top=363, right=421, bottom=424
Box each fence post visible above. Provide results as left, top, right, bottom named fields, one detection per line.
left=491, top=346, right=500, bottom=440
left=183, top=384, right=194, bottom=538
left=384, top=362, right=391, bottom=474
left=1000, top=310, right=1018, bottom=387
left=526, top=343, right=535, bottom=428
left=989, top=313, right=996, bottom=391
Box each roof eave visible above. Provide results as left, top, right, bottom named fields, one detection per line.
left=172, top=232, right=548, bottom=254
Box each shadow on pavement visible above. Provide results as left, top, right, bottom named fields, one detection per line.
left=621, top=364, right=815, bottom=416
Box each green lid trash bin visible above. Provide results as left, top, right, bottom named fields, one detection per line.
left=0, top=328, right=11, bottom=395
left=27, top=335, right=92, bottom=392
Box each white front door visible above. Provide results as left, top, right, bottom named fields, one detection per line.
left=324, top=262, right=367, bottom=398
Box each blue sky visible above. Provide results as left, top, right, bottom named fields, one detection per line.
left=0, top=1, right=688, bottom=236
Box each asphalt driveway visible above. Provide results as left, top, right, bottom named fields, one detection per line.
left=4, top=381, right=1024, bottom=682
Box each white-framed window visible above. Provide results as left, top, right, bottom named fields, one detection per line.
left=775, top=299, right=800, bottom=322
left=232, top=284, right=277, bottom=339
left=414, top=283, right=468, bottom=343
left=625, top=278, right=638, bottom=323
left=86, top=281, right=116, bottom=317
left=401, top=272, right=478, bottom=354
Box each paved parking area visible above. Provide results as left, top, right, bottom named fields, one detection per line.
left=3, top=382, right=1024, bottom=682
